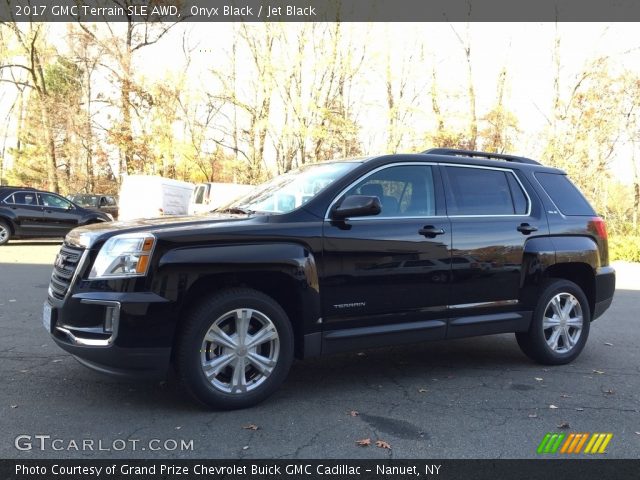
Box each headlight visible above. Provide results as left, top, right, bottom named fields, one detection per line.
left=89, top=234, right=156, bottom=279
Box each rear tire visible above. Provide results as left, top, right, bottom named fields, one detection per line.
left=176, top=288, right=294, bottom=409
left=0, top=220, right=11, bottom=245
left=516, top=279, right=590, bottom=365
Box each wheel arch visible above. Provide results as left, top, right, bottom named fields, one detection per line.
left=160, top=242, right=321, bottom=359
left=543, top=262, right=596, bottom=320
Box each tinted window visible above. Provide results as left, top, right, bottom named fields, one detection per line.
left=39, top=193, right=72, bottom=209
left=535, top=172, right=595, bottom=216
left=5, top=191, right=38, bottom=205
left=444, top=167, right=522, bottom=215
left=346, top=165, right=437, bottom=217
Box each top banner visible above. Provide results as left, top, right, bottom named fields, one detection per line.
left=3, top=0, right=640, bottom=22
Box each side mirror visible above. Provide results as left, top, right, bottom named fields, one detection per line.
left=331, top=195, right=381, bottom=220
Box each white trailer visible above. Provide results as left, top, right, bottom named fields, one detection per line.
left=189, top=182, right=254, bottom=215
left=118, top=175, right=195, bottom=221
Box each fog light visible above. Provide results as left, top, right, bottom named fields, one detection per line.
left=104, top=306, right=119, bottom=333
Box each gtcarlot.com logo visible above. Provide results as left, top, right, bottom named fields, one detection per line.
left=537, top=432, right=613, bottom=454
left=14, top=435, right=194, bottom=452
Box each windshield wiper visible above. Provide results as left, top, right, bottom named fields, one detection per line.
left=214, top=206, right=254, bottom=215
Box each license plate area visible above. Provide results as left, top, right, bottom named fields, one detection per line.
left=42, top=302, right=53, bottom=333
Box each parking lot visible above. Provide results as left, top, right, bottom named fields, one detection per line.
left=1, top=241, right=639, bottom=459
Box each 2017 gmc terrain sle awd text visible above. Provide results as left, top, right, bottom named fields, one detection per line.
left=43, top=148, right=615, bottom=409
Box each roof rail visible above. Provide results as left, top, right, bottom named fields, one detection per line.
left=0, top=185, right=36, bottom=190
left=423, top=148, right=540, bottom=165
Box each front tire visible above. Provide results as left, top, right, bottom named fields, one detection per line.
left=176, top=288, right=294, bottom=409
left=516, top=279, right=590, bottom=365
left=0, top=220, right=11, bottom=245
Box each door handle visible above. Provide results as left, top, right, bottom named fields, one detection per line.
left=418, top=226, right=445, bottom=238
left=517, top=223, right=538, bottom=235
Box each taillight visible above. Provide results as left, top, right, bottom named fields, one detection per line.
left=589, top=216, right=608, bottom=239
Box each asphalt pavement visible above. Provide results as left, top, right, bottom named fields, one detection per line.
left=1, top=241, right=638, bottom=459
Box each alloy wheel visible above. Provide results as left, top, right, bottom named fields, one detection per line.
left=542, top=293, right=584, bottom=354
left=200, top=308, right=280, bottom=394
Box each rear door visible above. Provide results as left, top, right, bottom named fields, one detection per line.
left=441, top=164, right=547, bottom=338
left=1, top=191, right=43, bottom=235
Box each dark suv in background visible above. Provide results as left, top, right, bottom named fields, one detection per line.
left=67, top=194, right=119, bottom=220
left=0, top=186, right=112, bottom=245
left=43, top=149, right=615, bottom=409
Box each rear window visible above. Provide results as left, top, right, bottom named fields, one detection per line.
left=535, top=172, right=595, bottom=216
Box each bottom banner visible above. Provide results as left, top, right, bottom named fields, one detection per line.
left=2, top=459, right=638, bottom=480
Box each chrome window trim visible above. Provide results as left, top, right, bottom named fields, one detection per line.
left=324, top=162, right=442, bottom=220
left=324, top=161, right=533, bottom=220
left=2, top=190, right=40, bottom=206
left=440, top=163, right=532, bottom=218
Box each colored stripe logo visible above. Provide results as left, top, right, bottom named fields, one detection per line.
left=537, top=433, right=612, bottom=454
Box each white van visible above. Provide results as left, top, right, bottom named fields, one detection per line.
left=189, top=182, right=254, bottom=215
left=118, top=175, right=195, bottom=221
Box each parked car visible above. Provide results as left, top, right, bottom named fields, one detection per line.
left=118, top=175, right=194, bottom=221
left=67, top=194, right=118, bottom=220
left=0, top=186, right=112, bottom=245
left=189, top=182, right=254, bottom=215
left=43, top=148, right=615, bottom=409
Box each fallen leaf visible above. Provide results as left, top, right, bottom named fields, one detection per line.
left=604, top=342, right=613, bottom=346
left=52, top=359, right=62, bottom=363
left=175, top=426, right=182, bottom=430
left=528, top=413, right=538, bottom=418
left=575, top=408, right=585, bottom=411
left=557, top=421, right=570, bottom=429
left=560, top=394, right=571, bottom=398
left=375, top=440, right=392, bottom=449
left=19, top=370, right=28, bottom=373
left=603, top=388, right=615, bottom=395
left=242, top=446, right=249, bottom=450
left=349, top=410, right=359, bottom=417
left=242, top=424, right=259, bottom=431
left=356, top=438, right=371, bottom=447
left=8, top=299, right=16, bottom=303
left=10, top=405, right=18, bottom=409
left=542, top=368, right=549, bottom=372
left=356, top=352, right=366, bottom=357
left=635, top=432, right=640, bottom=435
left=549, top=405, right=559, bottom=409
left=593, top=370, right=605, bottom=374
left=418, top=388, right=428, bottom=393
left=535, top=377, right=543, bottom=382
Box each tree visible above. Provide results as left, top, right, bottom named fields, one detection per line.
left=76, top=3, right=182, bottom=177
left=0, top=21, right=60, bottom=191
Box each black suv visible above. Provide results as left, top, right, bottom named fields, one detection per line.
left=0, top=186, right=112, bottom=245
left=43, top=149, right=615, bottom=409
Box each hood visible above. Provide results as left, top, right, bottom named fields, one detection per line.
left=66, top=213, right=255, bottom=249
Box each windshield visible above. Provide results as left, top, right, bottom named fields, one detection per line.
left=69, top=195, right=99, bottom=207
left=218, top=162, right=359, bottom=214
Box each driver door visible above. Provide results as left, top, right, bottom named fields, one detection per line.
left=37, top=193, right=80, bottom=235
left=320, top=163, right=451, bottom=352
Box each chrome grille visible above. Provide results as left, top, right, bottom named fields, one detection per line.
left=49, top=244, right=84, bottom=300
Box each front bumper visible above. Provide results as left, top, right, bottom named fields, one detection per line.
left=48, top=291, right=175, bottom=379
left=593, top=265, right=616, bottom=320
